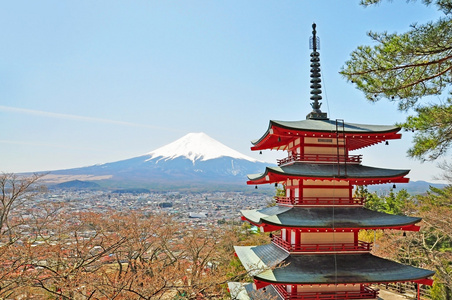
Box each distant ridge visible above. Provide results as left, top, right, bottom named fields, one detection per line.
left=368, top=180, right=446, bottom=195
left=53, top=180, right=100, bottom=189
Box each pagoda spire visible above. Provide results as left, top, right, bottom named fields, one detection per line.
left=306, top=23, right=328, bottom=120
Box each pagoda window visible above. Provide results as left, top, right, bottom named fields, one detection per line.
left=297, top=144, right=303, bottom=157
left=291, top=230, right=296, bottom=246
left=281, top=228, right=287, bottom=241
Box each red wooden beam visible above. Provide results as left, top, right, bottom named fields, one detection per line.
left=413, top=278, right=434, bottom=286
left=251, top=124, right=402, bottom=151
left=254, top=279, right=271, bottom=290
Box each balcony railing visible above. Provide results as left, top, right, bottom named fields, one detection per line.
left=277, top=154, right=362, bottom=166
left=273, top=284, right=379, bottom=300
left=272, top=236, right=372, bottom=253
left=276, top=197, right=365, bottom=206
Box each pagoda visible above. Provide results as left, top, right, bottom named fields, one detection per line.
left=228, top=24, right=434, bottom=300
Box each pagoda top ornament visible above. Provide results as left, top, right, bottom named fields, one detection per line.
left=306, top=23, right=329, bottom=120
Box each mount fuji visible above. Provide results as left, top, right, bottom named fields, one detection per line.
left=44, top=133, right=271, bottom=191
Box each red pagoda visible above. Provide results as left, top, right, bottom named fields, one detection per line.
left=229, top=24, right=434, bottom=300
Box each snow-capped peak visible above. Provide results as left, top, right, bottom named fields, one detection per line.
left=146, top=132, right=259, bottom=163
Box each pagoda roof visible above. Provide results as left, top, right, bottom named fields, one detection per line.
left=227, top=282, right=252, bottom=300
left=228, top=282, right=282, bottom=300
left=271, top=119, right=399, bottom=133
left=251, top=119, right=402, bottom=151
left=241, top=206, right=421, bottom=231
left=235, top=244, right=435, bottom=285
left=247, top=163, right=409, bottom=185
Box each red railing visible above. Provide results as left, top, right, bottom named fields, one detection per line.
left=272, top=236, right=372, bottom=253
left=273, top=284, right=379, bottom=300
left=277, top=154, right=362, bottom=166
left=276, top=197, right=365, bottom=206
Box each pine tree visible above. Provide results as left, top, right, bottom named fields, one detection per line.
left=341, top=0, right=452, bottom=161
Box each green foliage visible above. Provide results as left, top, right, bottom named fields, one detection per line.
left=360, top=0, right=452, bottom=15
left=267, top=185, right=286, bottom=207
left=399, top=98, right=452, bottom=160
left=275, top=186, right=286, bottom=197
left=430, top=277, right=449, bottom=300
left=341, top=1, right=452, bottom=161
left=357, top=185, right=411, bottom=215
left=226, top=257, right=248, bottom=282
left=358, top=229, right=383, bottom=243
left=386, top=189, right=411, bottom=215
left=419, top=183, right=452, bottom=206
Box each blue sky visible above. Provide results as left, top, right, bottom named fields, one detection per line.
left=0, top=1, right=446, bottom=183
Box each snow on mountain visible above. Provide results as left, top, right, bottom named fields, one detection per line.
left=146, top=132, right=259, bottom=163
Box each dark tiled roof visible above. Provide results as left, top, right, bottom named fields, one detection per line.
left=272, top=119, right=399, bottom=133
left=250, top=243, right=289, bottom=266
left=234, top=244, right=289, bottom=277
left=247, top=163, right=409, bottom=181
left=241, top=206, right=421, bottom=228
left=260, top=253, right=435, bottom=284
left=245, top=283, right=282, bottom=300
left=251, top=119, right=400, bottom=146
left=235, top=244, right=434, bottom=285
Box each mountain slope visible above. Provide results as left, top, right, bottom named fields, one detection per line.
left=45, top=133, right=270, bottom=190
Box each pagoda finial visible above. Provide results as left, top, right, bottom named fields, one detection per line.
left=306, top=23, right=328, bottom=120
left=310, top=23, right=318, bottom=51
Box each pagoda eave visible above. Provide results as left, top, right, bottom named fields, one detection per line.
left=251, top=121, right=402, bottom=151
left=253, top=277, right=431, bottom=289
left=253, top=273, right=435, bottom=287
left=240, top=206, right=421, bottom=231
left=247, top=175, right=409, bottom=185
left=242, top=217, right=421, bottom=233
left=247, top=170, right=409, bottom=186
left=247, top=164, right=410, bottom=185
left=235, top=245, right=434, bottom=286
